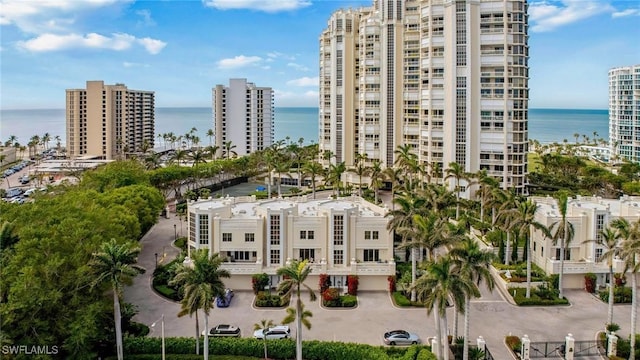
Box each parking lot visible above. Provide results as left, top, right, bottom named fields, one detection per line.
left=125, top=212, right=635, bottom=360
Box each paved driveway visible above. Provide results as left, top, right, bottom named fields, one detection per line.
left=126, top=212, right=635, bottom=359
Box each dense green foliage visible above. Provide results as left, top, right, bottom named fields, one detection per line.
left=510, top=287, right=570, bottom=306
left=122, top=337, right=435, bottom=360
left=599, top=286, right=633, bottom=304
left=0, top=161, right=164, bottom=359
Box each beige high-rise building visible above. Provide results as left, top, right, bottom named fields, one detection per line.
left=320, top=0, right=529, bottom=194
left=212, top=78, right=274, bottom=158
left=66, top=81, right=155, bottom=160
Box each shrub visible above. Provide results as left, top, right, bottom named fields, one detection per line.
left=319, top=273, right=331, bottom=293
left=599, top=286, right=632, bottom=304
left=341, top=295, right=357, bottom=308
left=322, top=288, right=340, bottom=302
left=391, top=291, right=424, bottom=307
left=347, top=275, right=359, bottom=295
left=505, top=335, right=521, bottom=352
left=251, top=273, right=269, bottom=295
left=585, top=272, right=597, bottom=293
left=154, top=285, right=179, bottom=301
left=388, top=275, right=396, bottom=292
left=254, top=291, right=285, bottom=307
left=511, top=287, right=569, bottom=306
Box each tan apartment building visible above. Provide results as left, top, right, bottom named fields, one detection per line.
left=319, top=0, right=529, bottom=195
left=186, top=195, right=394, bottom=291
left=66, top=81, right=155, bottom=160
left=530, top=195, right=640, bottom=289
left=212, top=79, right=274, bottom=158
left=609, top=65, right=640, bottom=163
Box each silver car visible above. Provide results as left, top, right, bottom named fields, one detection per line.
left=383, top=330, right=420, bottom=346
left=253, top=325, right=291, bottom=340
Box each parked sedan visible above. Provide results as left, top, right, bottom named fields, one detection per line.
left=253, top=325, right=291, bottom=340
left=383, top=330, right=420, bottom=346
left=202, top=324, right=241, bottom=337
left=216, top=288, right=234, bottom=308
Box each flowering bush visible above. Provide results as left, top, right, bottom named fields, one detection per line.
left=347, top=275, right=359, bottom=295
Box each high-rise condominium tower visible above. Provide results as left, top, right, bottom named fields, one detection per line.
left=212, top=78, right=274, bottom=158
left=609, top=65, right=640, bottom=162
left=319, top=0, right=529, bottom=194
left=66, top=81, right=155, bottom=160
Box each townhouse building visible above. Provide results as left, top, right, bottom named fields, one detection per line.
left=187, top=195, right=395, bottom=291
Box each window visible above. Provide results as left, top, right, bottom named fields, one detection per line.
left=300, top=230, right=315, bottom=240
left=333, top=250, right=344, bottom=265
left=245, top=233, right=255, bottom=242
left=555, top=248, right=570, bottom=260
left=363, top=249, right=380, bottom=262
left=270, top=249, right=280, bottom=264
left=365, top=230, right=379, bottom=240
left=199, top=214, right=209, bottom=245
left=334, top=215, right=344, bottom=245
left=299, top=249, right=315, bottom=261
left=270, top=215, right=280, bottom=245
left=596, top=248, right=603, bottom=262
left=222, top=233, right=232, bottom=242
left=227, top=251, right=256, bottom=262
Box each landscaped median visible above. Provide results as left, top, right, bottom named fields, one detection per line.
left=491, top=263, right=570, bottom=306
left=110, top=337, right=436, bottom=360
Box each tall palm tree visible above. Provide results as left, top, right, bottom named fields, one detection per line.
left=223, top=141, right=237, bottom=159
left=350, top=153, right=368, bottom=196
left=89, top=239, right=145, bottom=360
left=383, top=167, right=403, bottom=210
left=368, top=159, right=384, bottom=204
left=495, top=189, right=520, bottom=265
left=474, top=170, right=499, bottom=227
left=394, top=144, right=418, bottom=184
left=414, top=257, right=474, bottom=360
left=387, top=193, right=428, bottom=301
left=4, top=134, right=17, bottom=147
left=445, top=162, right=468, bottom=220
left=41, top=132, right=51, bottom=150
left=450, top=238, right=495, bottom=360
left=326, top=162, right=346, bottom=197
left=612, top=218, right=640, bottom=359
left=170, top=250, right=230, bottom=360
left=506, top=199, right=550, bottom=298
left=276, top=259, right=316, bottom=360
left=549, top=192, right=575, bottom=299
left=584, top=226, right=621, bottom=328
left=254, top=319, right=275, bottom=360
left=302, top=161, right=324, bottom=199
left=206, top=129, right=215, bottom=146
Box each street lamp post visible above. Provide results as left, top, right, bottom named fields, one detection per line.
left=151, top=314, right=165, bottom=360
left=173, top=224, right=177, bottom=242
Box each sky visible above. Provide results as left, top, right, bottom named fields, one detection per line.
left=0, top=0, right=639, bottom=110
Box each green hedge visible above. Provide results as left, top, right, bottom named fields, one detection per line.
left=511, top=287, right=569, bottom=306
left=599, top=286, right=632, bottom=304
left=323, top=294, right=357, bottom=308
left=106, top=355, right=257, bottom=360
left=123, top=337, right=434, bottom=360
left=154, top=284, right=180, bottom=301
left=392, top=291, right=424, bottom=307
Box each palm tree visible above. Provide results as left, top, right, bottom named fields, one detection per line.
left=394, top=144, right=418, bottom=184
left=276, top=259, right=316, bottom=360
left=223, top=141, right=237, bottom=159
left=612, top=218, right=640, bottom=359
left=302, top=161, right=324, bottom=199
left=206, top=129, right=215, bottom=146
left=383, top=167, right=403, bottom=210
left=414, top=257, right=474, bottom=360
left=326, top=162, right=346, bottom=197
left=282, top=303, right=313, bottom=350
left=474, top=170, right=499, bottom=227
left=4, top=134, right=17, bottom=147
left=89, top=239, right=145, bottom=360
left=445, top=162, right=468, bottom=220
left=549, top=192, right=574, bottom=299
left=350, top=153, right=368, bottom=196
left=387, top=193, right=428, bottom=301
left=506, top=199, right=550, bottom=298
left=273, top=158, right=292, bottom=197
left=254, top=319, right=275, bottom=360
left=41, top=132, right=51, bottom=150
left=368, top=159, right=384, bottom=204
left=584, top=226, right=621, bottom=328
left=170, top=250, right=230, bottom=360
left=495, top=189, right=520, bottom=265
left=450, top=238, right=495, bottom=360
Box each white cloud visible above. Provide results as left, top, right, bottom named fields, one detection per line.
left=529, top=0, right=614, bottom=32
left=275, top=89, right=318, bottom=107
left=138, top=37, right=166, bottom=54
left=17, top=32, right=166, bottom=54
left=123, top=61, right=150, bottom=68
left=203, top=0, right=311, bottom=13
left=286, top=76, right=318, bottom=87
left=0, top=0, right=131, bottom=33
left=287, top=62, right=309, bottom=72
left=136, top=9, right=156, bottom=26
left=217, top=55, right=262, bottom=69
left=612, top=8, right=640, bottom=18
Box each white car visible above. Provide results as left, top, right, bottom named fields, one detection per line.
left=23, top=188, right=38, bottom=197
left=253, top=325, right=291, bottom=340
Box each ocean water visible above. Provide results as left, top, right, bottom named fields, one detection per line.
left=0, top=107, right=608, bottom=148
